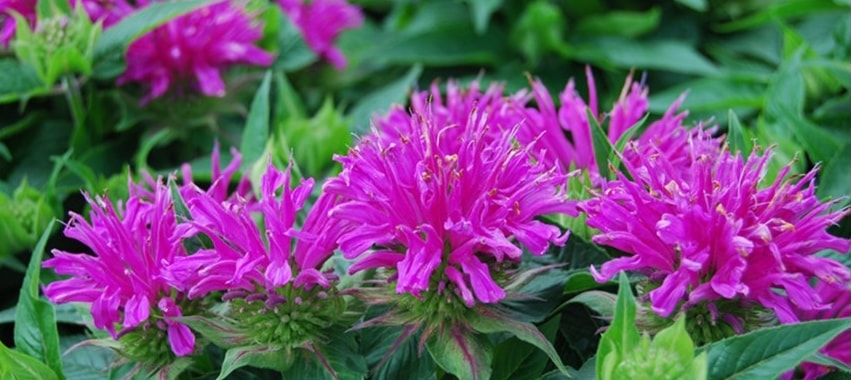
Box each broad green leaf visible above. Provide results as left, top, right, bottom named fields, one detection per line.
left=93, top=0, right=215, bottom=60
left=715, top=0, right=846, bottom=32
left=491, top=317, right=559, bottom=380
left=467, top=0, right=503, bottom=34
left=217, top=345, right=288, bottom=380
left=595, top=272, right=639, bottom=380
left=273, top=71, right=306, bottom=122
left=510, top=1, right=569, bottom=64
left=14, top=222, right=62, bottom=379
left=469, top=309, right=572, bottom=378
left=426, top=327, right=493, bottom=380
left=576, top=38, right=718, bottom=76
left=379, top=25, right=507, bottom=66
left=0, top=59, right=44, bottom=103
left=360, top=326, right=435, bottom=380
left=562, top=272, right=603, bottom=295
left=564, top=291, right=617, bottom=319
left=817, top=142, right=851, bottom=203
left=650, top=317, right=694, bottom=365
left=574, top=8, right=661, bottom=38
left=727, top=110, right=753, bottom=157
left=703, top=318, right=851, bottom=380
left=348, top=64, right=422, bottom=134
left=588, top=108, right=613, bottom=180
left=240, top=71, right=272, bottom=171
left=58, top=335, right=120, bottom=380
left=318, top=329, right=368, bottom=380
left=0, top=341, right=58, bottom=380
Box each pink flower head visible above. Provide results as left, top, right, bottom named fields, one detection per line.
left=278, top=0, right=363, bottom=69
left=0, top=0, right=36, bottom=47
left=788, top=281, right=851, bottom=380
left=581, top=143, right=851, bottom=322
left=324, top=105, right=577, bottom=307
left=43, top=181, right=195, bottom=357
left=178, top=142, right=254, bottom=204
left=525, top=68, right=718, bottom=177
left=375, top=79, right=530, bottom=148
left=118, top=0, right=273, bottom=103
left=166, top=162, right=340, bottom=299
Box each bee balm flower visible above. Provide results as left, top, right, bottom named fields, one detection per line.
left=118, top=0, right=273, bottom=103
left=325, top=105, right=577, bottom=307
left=581, top=143, right=850, bottom=340
left=277, top=0, right=363, bottom=69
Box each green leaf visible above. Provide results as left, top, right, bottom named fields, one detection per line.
left=217, top=345, right=288, bottom=380
left=0, top=340, right=58, bottom=380
left=317, top=329, right=368, bottom=380
left=651, top=318, right=694, bottom=365
left=574, top=8, right=661, bottom=38
left=587, top=108, right=613, bottom=180
left=360, top=326, right=435, bottom=380
left=676, top=0, right=708, bottom=12
left=348, top=64, right=422, bottom=134
left=176, top=316, right=248, bottom=348
left=702, top=318, right=851, bottom=380
left=564, top=290, right=617, bottom=319
left=491, top=316, right=559, bottom=380
left=817, top=142, right=851, bottom=203
left=595, top=272, right=639, bottom=380
left=467, top=0, right=503, bottom=34
left=0, top=59, right=44, bottom=103
left=469, top=309, right=572, bottom=378
left=727, top=110, right=753, bottom=157
left=714, top=0, right=846, bottom=32
left=426, top=327, right=493, bottom=380
left=577, top=38, right=718, bottom=76
left=14, top=221, right=63, bottom=379
left=93, top=0, right=215, bottom=60
left=510, top=1, right=569, bottom=64
left=240, top=71, right=272, bottom=171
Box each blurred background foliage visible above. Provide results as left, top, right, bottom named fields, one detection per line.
left=0, top=0, right=849, bottom=377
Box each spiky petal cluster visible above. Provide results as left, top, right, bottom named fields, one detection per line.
left=166, top=163, right=340, bottom=299
left=43, top=181, right=195, bottom=356
left=277, top=0, right=363, bottom=69
left=581, top=144, right=851, bottom=323
left=324, top=106, right=577, bottom=307
left=0, top=0, right=36, bottom=47
left=118, top=0, right=273, bottom=102
left=525, top=68, right=719, bottom=175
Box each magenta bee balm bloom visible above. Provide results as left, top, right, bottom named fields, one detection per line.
left=43, top=181, right=196, bottom=360
left=118, top=0, right=273, bottom=103
left=278, top=0, right=363, bottom=69
left=325, top=105, right=577, bottom=307
left=0, top=0, right=36, bottom=47
left=581, top=143, right=850, bottom=334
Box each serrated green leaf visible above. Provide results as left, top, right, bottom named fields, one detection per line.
left=93, top=0, right=215, bottom=61
left=491, top=316, right=559, bottom=380
left=426, top=327, right=492, bottom=380
left=14, top=221, right=63, bottom=380
left=217, top=345, right=288, bottom=380
left=703, top=318, right=851, bottom=380
left=318, top=330, right=368, bottom=380
left=470, top=309, right=572, bottom=378
left=0, top=340, right=58, bottom=380
left=595, top=272, right=639, bottom=380
left=650, top=317, right=694, bottom=365
left=240, top=71, right=272, bottom=171
left=348, top=64, right=422, bottom=134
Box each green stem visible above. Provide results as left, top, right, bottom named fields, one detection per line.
left=63, top=75, right=87, bottom=149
